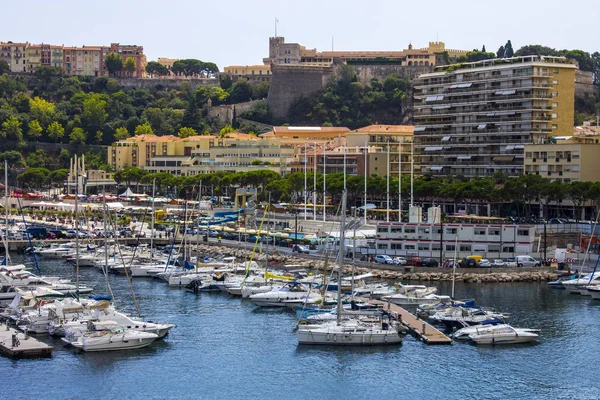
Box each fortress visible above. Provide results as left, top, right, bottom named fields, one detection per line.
left=263, top=37, right=469, bottom=119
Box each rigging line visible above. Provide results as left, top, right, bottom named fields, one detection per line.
left=241, top=204, right=269, bottom=287
left=8, top=171, right=41, bottom=275
left=107, top=206, right=141, bottom=317
left=125, top=205, right=150, bottom=275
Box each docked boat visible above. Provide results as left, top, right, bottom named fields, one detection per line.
left=560, top=272, right=600, bottom=294
left=296, top=317, right=403, bottom=345
left=63, top=321, right=159, bottom=351
left=381, top=286, right=451, bottom=306
left=429, top=306, right=508, bottom=331
left=249, top=282, right=317, bottom=307
left=586, top=285, right=600, bottom=300
left=468, top=325, right=539, bottom=345
left=35, top=243, right=79, bottom=259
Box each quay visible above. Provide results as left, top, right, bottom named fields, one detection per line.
left=0, top=323, right=54, bottom=358
left=359, top=298, right=452, bottom=345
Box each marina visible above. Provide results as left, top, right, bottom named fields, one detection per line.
left=1, top=252, right=600, bottom=399
left=0, top=322, right=53, bottom=358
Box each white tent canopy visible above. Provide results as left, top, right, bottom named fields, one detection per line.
left=119, top=188, right=135, bottom=197
left=106, top=202, right=125, bottom=210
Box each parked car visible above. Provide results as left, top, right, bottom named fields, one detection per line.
left=49, top=230, right=68, bottom=239
left=515, top=255, right=541, bottom=268
left=292, top=244, right=310, bottom=254
left=407, top=256, right=422, bottom=266
left=492, top=259, right=505, bottom=267
left=45, top=232, right=57, bottom=239
left=26, top=226, right=47, bottom=239
left=392, top=256, right=407, bottom=265
left=375, top=255, right=393, bottom=264
left=478, top=259, right=492, bottom=267
left=503, top=257, right=518, bottom=267
left=458, top=258, right=477, bottom=268
left=443, top=258, right=456, bottom=268
left=421, top=258, right=439, bottom=267
left=65, top=230, right=77, bottom=239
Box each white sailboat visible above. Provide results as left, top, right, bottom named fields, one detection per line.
left=297, top=190, right=403, bottom=346
left=64, top=321, right=159, bottom=352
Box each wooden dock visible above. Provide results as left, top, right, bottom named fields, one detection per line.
left=0, top=323, right=53, bottom=358
left=359, top=298, right=452, bottom=345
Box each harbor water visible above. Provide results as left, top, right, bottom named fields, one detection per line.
left=2, top=255, right=600, bottom=400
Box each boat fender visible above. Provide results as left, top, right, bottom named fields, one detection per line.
left=143, top=325, right=147, bottom=328
left=326, top=334, right=330, bottom=341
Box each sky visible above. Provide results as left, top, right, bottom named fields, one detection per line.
left=1, top=0, right=598, bottom=70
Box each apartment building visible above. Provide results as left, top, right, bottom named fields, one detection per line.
left=0, top=42, right=28, bottom=72
left=413, top=55, right=576, bottom=178
left=346, top=125, right=415, bottom=176
left=524, top=133, right=600, bottom=183
left=109, top=43, right=146, bottom=77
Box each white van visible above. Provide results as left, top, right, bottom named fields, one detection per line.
left=515, top=255, right=541, bottom=268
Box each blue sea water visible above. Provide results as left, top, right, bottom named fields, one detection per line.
left=2, top=255, right=600, bottom=400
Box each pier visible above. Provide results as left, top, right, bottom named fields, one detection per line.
left=0, top=323, right=54, bottom=358
left=359, top=298, right=452, bottom=345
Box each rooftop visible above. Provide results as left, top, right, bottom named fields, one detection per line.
left=354, top=125, right=414, bottom=134
left=272, top=126, right=350, bottom=134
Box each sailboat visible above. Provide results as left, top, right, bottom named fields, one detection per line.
left=297, top=190, right=403, bottom=345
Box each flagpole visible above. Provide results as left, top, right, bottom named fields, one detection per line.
left=386, top=144, right=390, bottom=223
left=364, top=141, right=367, bottom=223
left=323, top=145, right=326, bottom=223
left=399, top=140, right=402, bottom=222
left=313, top=142, right=317, bottom=221
left=304, top=142, right=307, bottom=221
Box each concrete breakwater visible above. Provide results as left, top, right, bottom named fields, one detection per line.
left=192, top=244, right=560, bottom=283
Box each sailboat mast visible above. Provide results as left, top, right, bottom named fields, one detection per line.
left=336, top=190, right=347, bottom=325
left=150, top=178, right=156, bottom=261
left=3, top=160, right=9, bottom=263
left=103, top=185, right=110, bottom=295
left=75, top=156, right=80, bottom=298
left=452, top=235, right=458, bottom=299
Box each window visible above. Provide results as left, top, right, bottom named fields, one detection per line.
left=390, top=227, right=402, bottom=233
left=474, top=228, right=486, bottom=235
left=404, top=227, right=416, bottom=234
left=525, top=152, right=532, bottom=158
left=418, top=243, right=430, bottom=251
left=553, top=80, right=558, bottom=84
left=431, top=243, right=441, bottom=251
left=377, top=244, right=388, bottom=249
left=552, top=113, right=557, bottom=119
left=502, top=245, right=514, bottom=253
left=377, top=226, right=388, bottom=233
left=391, top=243, right=402, bottom=249
left=459, top=244, right=472, bottom=252
left=404, top=244, right=416, bottom=250
left=572, top=165, right=580, bottom=172
left=418, top=228, right=430, bottom=235
left=553, top=69, right=559, bottom=74
left=445, top=228, right=457, bottom=235
left=488, top=228, right=500, bottom=236
left=445, top=244, right=456, bottom=251
left=488, top=244, right=500, bottom=252
left=552, top=91, right=558, bottom=97
left=552, top=102, right=558, bottom=108
left=572, top=151, right=580, bottom=159
left=517, top=229, right=529, bottom=236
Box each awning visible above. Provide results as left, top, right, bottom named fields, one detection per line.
left=414, top=126, right=427, bottom=132
left=457, top=156, right=472, bottom=160
left=441, top=136, right=452, bottom=141
left=493, top=156, right=515, bottom=162
left=425, top=95, right=444, bottom=102
left=477, top=124, right=487, bottom=130
left=514, top=144, right=525, bottom=149
left=424, top=146, right=443, bottom=151
left=495, top=89, right=516, bottom=96
left=432, top=105, right=451, bottom=110
left=429, top=166, right=444, bottom=171
left=505, top=145, right=516, bottom=150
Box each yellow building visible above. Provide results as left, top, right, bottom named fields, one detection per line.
left=26, top=44, right=42, bottom=73
left=158, top=57, right=177, bottom=76
left=0, top=42, right=28, bottom=73
left=524, top=132, right=600, bottom=183
left=346, top=125, right=415, bottom=176
left=108, top=133, right=297, bottom=176
left=223, top=65, right=271, bottom=82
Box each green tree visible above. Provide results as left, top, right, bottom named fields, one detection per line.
left=81, top=93, right=108, bottom=134
left=0, top=60, right=9, bottom=75
left=69, top=127, right=87, bottom=145
left=48, top=168, right=69, bottom=187
left=178, top=126, right=198, bottom=138
left=47, top=121, right=65, bottom=142
left=1, top=115, right=22, bottom=141
left=229, top=80, right=253, bottom=103
left=58, top=148, right=70, bottom=167
left=105, top=53, right=123, bottom=77
left=134, top=123, right=155, bottom=136
left=145, top=61, right=170, bottom=77
left=17, top=167, right=51, bottom=189
left=95, top=130, right=104, bottom=144
left=123, top=57, right=136, bottom=76
left=29, top=96, right=55, bottom=126
left=0, top=150, right=25, bottom=168
left=504, top=40, right=514, bottom=57
left=219, top=124, right=236, bottom=138
left=496, top=45, right=505, bottom=58
left=114, top=126, right=130, bottom=141
left=27, top=119, right=43, bottom=141
left=26, top=149, right=48, bottom=168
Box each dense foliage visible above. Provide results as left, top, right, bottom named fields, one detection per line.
left=0, top=67, right=269, bottom=151
left=285, top=65, right=411, bottom=129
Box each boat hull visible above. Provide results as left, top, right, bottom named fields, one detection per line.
left=297, top=328, right=402, bottom=345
